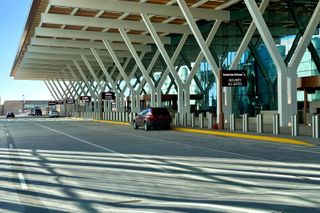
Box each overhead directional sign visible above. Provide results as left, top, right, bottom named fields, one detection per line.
left=80, top=96, right=91, bottom=102
left=48, top=101, right=56, bottom=106
left=55, top=100, right=64, bottom=105
left=66, top=99, right=75, bottom=104
left=79, top=96, right=91, bottom=106
left=101, top=92, right=115, bottom=101
left=222, top=70, right=247, bottom=87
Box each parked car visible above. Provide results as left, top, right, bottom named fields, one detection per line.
left=133, top=107, right=172, bottom=131
left=6, top=112, right=15, bottom=118
left=48, top=110, right=59, bottom=118
left=33, top=108, right=42, bottom=116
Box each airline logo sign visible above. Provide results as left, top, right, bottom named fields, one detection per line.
left=222, top=70, right=247, bottom=87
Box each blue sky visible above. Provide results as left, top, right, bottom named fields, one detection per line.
left=0, top=0, right=50, bottom=104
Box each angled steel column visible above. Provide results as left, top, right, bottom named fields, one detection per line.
left=70, top=62, right=98, bottom=100
left=65, top=65, right=87, bottom=97
left=91, top=48, right=117, bottom=92
left=229, top=0, right=270, bottom=117
left=44, top=80, right=58, bottom=100
left=49, top=80, right=63, bottom=100
left=58, top=73, right=74, bottom=99
left=81, top=54, right=104, bottom=92
left=142, top=13, right=185, bottom=113
left=103, top=40, right=137, bottom=112
left=156, top=34, right=188, bottom=107
left=55, top=79, right=68, bottom=99
left=135, top=50, right=160, bottom=107
left=244, top=0, right=288, bottom=126
left=119, top=28, right=156, bottom=106
left=177, top=0, right=221, bottom=125
left=62, top=71, right=80, bottom=98
left=287, top=0, right=320, bottom=118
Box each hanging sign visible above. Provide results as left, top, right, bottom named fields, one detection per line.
left=222, top=70, right=247, bottom=87
left=101, top=92, right=115, bottom=101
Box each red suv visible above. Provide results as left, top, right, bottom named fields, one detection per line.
left=133, top=107, right=172, bottom=131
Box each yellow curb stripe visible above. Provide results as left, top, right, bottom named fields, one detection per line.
left=174, top=128, right=314, bottom=147
left=94, top=120, right=130, bottom=126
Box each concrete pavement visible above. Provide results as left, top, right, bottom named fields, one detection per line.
left=1, top=117, right=320, bottom=212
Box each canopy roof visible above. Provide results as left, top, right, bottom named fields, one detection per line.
left=10, top=0, right=319, bottom=81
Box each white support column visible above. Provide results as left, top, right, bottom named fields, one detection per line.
left=244, top=0, right=288, bottom=126
left=58, top=73, right=74, bottom=99
left=157, top=34, right=188, bottom=107
left=103, top=40, right=134, bottom=92
left=81, top=54, right=104, bottom=92
left=226, top=0, right=270, bottom=120
left=70, top=62, right=98, bottom=100
left=91, top=48, right=117, bottom=91
left=120, top=28, right=157, bottom=106
left=65, top=65, right=87, bottom=97
left=135, top=50, right=161, bottom=106
left=142, top=12, right=185, bottom=113
left=44, top=80, right=58, bottom=100
left=287, top=1, right=320, bottom=117
left=50, top=80, right=64, bottom=100
left=176, top=0, right=221, bottom=123
left=62, top=70, right=80, bottom=98
left=185, top=20, right=222, bottom=114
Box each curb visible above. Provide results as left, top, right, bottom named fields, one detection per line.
left=174, top=127, right=314, bottom=147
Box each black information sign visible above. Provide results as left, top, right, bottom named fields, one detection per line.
left=101, top=92, right=115, bottom=101
left=80, top=96, right=91, bottom=103
left=55, top=100, right=64, bottom=105
left=48, top=101, right=56, bottom=106
left=222, top=70, right=247, bottom=87
left=66, top=99, right=75, bottom=104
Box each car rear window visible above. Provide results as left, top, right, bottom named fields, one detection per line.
left=151, top=108, right=169, bottom=115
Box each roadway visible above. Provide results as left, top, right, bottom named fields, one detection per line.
left=1, top=117, right=320, bottom=212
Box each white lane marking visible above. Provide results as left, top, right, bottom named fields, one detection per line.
left=282, top=147, right=320, bottom=154
left=31, top=121, right=169, bottom=173
left=9, top=144, right=13, bottom=149
left=18, top=173, right=28, bottom=190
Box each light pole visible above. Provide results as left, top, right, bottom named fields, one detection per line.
left=22, top=94, right=25, bottom=113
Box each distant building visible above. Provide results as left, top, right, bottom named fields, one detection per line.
left=1, top=100, right=49, bottom=115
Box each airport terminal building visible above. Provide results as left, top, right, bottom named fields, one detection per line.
left=10, top=0, right=320, bottom=127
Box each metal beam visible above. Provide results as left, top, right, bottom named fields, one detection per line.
left=50, top=0, right=230, bottom=21
left=35, top=27, right=171, bottom=44
left=31, top=37, right=151, bottom=52
left=42, top=13, right=191, bottom=34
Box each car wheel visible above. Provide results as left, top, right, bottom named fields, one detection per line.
left=133, top=121, right=138, bottom=129
left=144, top=122, right=150, bottom=131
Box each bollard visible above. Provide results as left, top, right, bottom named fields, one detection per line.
left=191, top=113, right=195, bottom=128
left=199, top=113, right=204, bottom=128
left=291, top=114, right=299, bottom=136
left=230, top=114, right=235, bottom=131
left=256, top=114, right=263, bottom=133
left=312, top=115, right=319, bottom=139
left=175, top=113, right=180, bottom=127
left=208, top=113, right=213, bottom=129
left=242, top=113, right=248, bottom=132
left=273, top=113, right=280, bottom=135
left=183, top=113, right=188, bottom=127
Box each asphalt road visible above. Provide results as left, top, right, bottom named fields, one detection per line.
left=1, top=117, right=320, bottom=213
